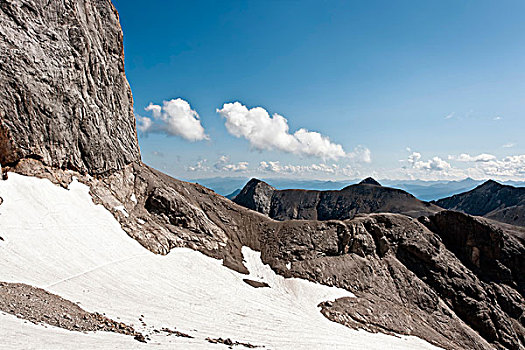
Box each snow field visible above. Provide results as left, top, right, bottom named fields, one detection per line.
left=0, top=173, right=442, bottom=349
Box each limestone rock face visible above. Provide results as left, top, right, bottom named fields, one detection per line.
left=0, top=0, right=140, bottom=175
left=232, top=178, right=276, bottom=216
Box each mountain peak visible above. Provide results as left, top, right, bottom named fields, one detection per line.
left=245, top=178, right=273, bottom=188
left=478, top=179, right=503, bottom=189
left=359, top=177, right=381, bottom=186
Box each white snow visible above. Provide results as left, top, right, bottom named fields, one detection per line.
left=114, top=205, right=129, bottom=217
left=130, top=193, right=137, bottom=204
left=0, top=173, right=443, bottom=349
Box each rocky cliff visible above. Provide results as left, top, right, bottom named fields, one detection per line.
left=1, top=1, right=524, bottom=349
left=234, top=177, right=441, bottom=221
left=434, top=180, right=525, bottom=227
left=0, top=0, right=140, bottom=175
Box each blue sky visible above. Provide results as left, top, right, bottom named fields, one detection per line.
left=113, top=0, right=525, bottom=181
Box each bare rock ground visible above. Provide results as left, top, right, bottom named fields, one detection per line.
left=0, top=281, right=145, bottom=342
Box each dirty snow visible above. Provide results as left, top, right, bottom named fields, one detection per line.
left=114, top=204, right=130, bottom=217
left=0, top=173, right=442, bottom=349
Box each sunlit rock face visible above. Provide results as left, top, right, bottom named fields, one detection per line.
left=0, top=0, right=140, bottom=175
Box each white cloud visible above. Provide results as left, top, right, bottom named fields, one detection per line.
left=502, top=143, right=516, bottom=148
left=136, top=115, right=153, bottom=133
left=258, top=161, right=339, bottom=174
left=407, top=151, right=421, bottom=165
left=217, top=102, right=346, bottom=160
left=400, top=149, right=525, bottom=180
left=214, top=155, right=249, bottom=172
left=444, top=112, right=455, bottom=119
left=407, top=152, right=451, bottom=171
left=475, top=155, right=525, bottom=177
left=348, top=145, right=372, bottom=163
left=223, top=162, right=249, bottom=172
left=186, top=159, right=209, bottom=172
left=493, top=116, right=502, bottom=121
left=448, top=153, right=497, bottom=162
left=141, top=98, right=209, bottom=141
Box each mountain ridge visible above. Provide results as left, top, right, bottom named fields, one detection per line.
left=233, top=177, right=441, bottom=221
left=434, top=179, right=525, bottom=227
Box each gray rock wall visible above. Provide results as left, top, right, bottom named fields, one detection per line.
left=0, top=0, right=140, bottom=174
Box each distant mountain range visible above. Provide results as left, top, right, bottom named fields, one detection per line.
left=190, top=176, right=525, bottom=201
left=434, top=180, right=525, bottom=227
left=233, top=177, right=440, bottom=221
left=231, top=176, right=525, bottom=228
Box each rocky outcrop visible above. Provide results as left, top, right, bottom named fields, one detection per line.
left=424, top=211, right=525, bottom=296
left=260, top=213, right=525, bottom=350
left=232, top=178, right=275, bottom=216
left=0, top=0, right=140, bottom=175
left=0, top=281, right=144, bottom=342
left=233, top=178, right=440, bottom=221
left=434, top=180, right=525, bottom=227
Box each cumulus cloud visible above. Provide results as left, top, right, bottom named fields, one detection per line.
left=222, top=162, right=249, bottom=172
left=257, top=161, right=365, bottom=178
left=407, top=151, right=421, bottom=165
left=214, top=155, right=249, bottom=172
left=136, top=115, right=153, bottom=133
left=217, top=102, right=346, bottom=160
left=474, top=155, right=525, bottom=177
left=422, top=157, right=451, bottom=171
left=138, top=98, right=209, bottom=141
left=258, top=161, right=339, bottom=174
left=401, top=149, right=525, bottom=180
left=407, top=152, right=451, bottom=171
left=348, top=145, right=372, bottom=163
left=186, top=159, right=209, bottom=172
left=448, top=153, right=497, bottom=162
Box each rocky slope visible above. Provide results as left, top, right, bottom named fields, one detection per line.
left=0, top=0, right=140, bottom=175
left=11, top=158, right=524, bottom=349
left=264, top=212, right=525, bottom=350
left=434, top=180, right=525, bottom=227
left=0, top=282, right=144, bottom=342
left=233, top=177, right=441, bottom=221
left=1, top=1, right=524, bottom=349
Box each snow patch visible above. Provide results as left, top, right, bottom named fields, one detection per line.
left=242, top=247, right=355, bottom=305
left=0, top=173, right=442, bottom=349
left=114, top=205, right=129, bottom=217
left=130, top=193, right=137, bottom=204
